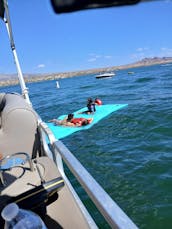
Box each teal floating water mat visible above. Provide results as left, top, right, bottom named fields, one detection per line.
left=46, top=104, right=128, bottom=139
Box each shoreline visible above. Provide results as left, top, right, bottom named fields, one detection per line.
left=0, top=58, right=172, bottom=87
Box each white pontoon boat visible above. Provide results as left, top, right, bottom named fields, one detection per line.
left=0, top=0, right=142, bottom=228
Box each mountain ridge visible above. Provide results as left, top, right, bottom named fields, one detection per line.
left=0, top=57, right=172, bottom=87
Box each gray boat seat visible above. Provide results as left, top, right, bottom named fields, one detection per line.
left=0, top=93, right=38, bottom=158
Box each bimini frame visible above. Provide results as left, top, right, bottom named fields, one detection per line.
left=1, top=0, right=31, bottom=104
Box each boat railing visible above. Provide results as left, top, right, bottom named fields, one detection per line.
left=39, top=121, right=139, bottom=229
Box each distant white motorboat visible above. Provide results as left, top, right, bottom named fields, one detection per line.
left=95, top=72, right=115, bottom=79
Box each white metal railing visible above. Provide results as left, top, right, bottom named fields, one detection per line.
left=39, top=121, right=139, bottom=229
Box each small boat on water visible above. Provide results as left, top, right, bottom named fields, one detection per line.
left=0, top=0, right=139, bottom=229
left=95, top=72, right=115, bottom=79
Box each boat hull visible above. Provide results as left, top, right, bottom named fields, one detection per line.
left=95, top=72, right=115, bottom=79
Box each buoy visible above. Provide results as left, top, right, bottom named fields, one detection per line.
left=56, top=81, right=60, bottom=88
left=95, top=98, right=102, bottom=105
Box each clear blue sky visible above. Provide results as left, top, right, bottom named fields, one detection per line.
left=0, top=0, right=172, bottom=74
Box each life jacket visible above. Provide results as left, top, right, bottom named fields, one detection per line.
left=71, top=118, right=85, bottom=125
left=71, top=118, right=91, bottom=126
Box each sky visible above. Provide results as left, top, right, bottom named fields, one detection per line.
left=0, top=0, right=172, bottom=74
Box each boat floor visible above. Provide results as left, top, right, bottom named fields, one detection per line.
left=0, top=156, right=94, bottom=229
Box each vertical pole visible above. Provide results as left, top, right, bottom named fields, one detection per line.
left=3, top=0, right=31, bottom=105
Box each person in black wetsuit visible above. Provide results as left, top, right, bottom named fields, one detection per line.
left=78, top=98, right=96, bottom=114
left=87, top=98, right=96, bottom=113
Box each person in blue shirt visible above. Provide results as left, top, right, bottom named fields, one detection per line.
left=87, top=98, right=96, bottom=113
left=78, top=98, right=96, bottom=114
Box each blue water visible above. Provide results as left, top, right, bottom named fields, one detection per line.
left=1, top=64, right=172, bottom=229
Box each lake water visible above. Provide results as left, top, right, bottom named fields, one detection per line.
left=1, top=63, right=172, bottom=229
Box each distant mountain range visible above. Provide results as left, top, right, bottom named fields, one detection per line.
left=0, top=57, right=172, bottom=86
left=131, top=57, right=172, bottom=67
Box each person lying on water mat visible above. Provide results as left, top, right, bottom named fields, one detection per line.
left=48, top=113, right=93, bottom=127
